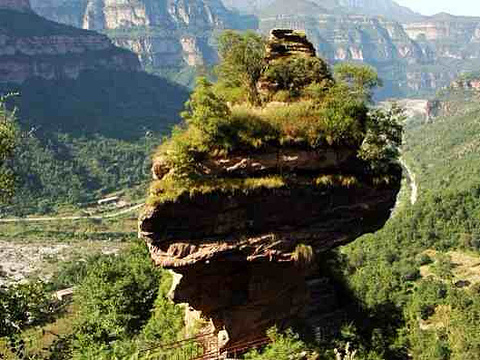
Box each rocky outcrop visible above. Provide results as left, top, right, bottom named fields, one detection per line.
left=31, top=0, right=256, bottom=76
left=141, top=150, right=401, bottom=347
left=0, top=7, right=139, bottom=83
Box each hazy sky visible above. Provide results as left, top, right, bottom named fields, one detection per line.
left=396, top=0, right=480, bottom=17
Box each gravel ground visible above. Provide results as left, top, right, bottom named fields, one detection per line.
left=0, top=240, right=124, bottom=286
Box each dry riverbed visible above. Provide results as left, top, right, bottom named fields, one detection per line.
left=0, top=240, right=126, bottom=286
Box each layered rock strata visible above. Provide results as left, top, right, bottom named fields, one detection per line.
left=31, top=0, right=256, bottom=73
left=0, top=7, right=140, bottom=83
left=140, top=147, right=401, bottom=347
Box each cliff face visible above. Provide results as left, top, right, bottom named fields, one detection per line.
left=405, top=14, right=480, bottom=60
left=31, top=0, right=256, bottom=76
left=140, top=151, right=401, bottom=346
left=0, top=7, right=139, bottom=83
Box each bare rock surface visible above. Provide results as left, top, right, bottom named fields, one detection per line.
left=0, top=5, right=140, bottom=83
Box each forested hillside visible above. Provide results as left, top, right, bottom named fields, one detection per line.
left=330, top=86, right=480, bottom=358
left=0, top=72, right=188, bottom=215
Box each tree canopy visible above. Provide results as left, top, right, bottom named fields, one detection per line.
left=0, top=97, right=18, bottom=202
left=217, top=30, right=266, bottom=105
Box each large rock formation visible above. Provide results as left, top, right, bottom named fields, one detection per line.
left=0, top=4, right=139, bottom=83
left=140, top=151, right=401, bottom=349
left=139, top=32, right=402, bottom=349
left=30, top=0, right=256, bottom=79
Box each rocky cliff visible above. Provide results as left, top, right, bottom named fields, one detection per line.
left=31, top=0, right=256, bottom=81
left=405, top=14, right=480, bottom=60
left=140, top=151, right=401, bottom=348
left=139, top=32, right=402, bottom=348
left=30, top=0, right=480, bottom=98
left=0, top=5, right=139, bottom=83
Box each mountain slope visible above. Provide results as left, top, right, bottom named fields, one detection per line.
left=0, top=4, right=189, bottom=215
left=0, top=7, right=140, bottom=83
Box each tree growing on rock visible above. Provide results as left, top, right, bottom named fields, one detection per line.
left=334, top=63, right=382, bottom=102
left=217, top=30, right=266, bottom=105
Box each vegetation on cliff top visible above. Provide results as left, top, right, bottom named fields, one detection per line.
left=149, top=31, right=403, bottom=205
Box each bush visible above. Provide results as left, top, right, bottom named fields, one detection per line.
left=244, top=328, right=317, bottom=360
left=263, top=56, right=332, bottom=97
left=0, top=280, right=56, bottom=337
left=72, top=241, right=162, bottom=354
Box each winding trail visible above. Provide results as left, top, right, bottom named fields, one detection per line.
left=399, top=158, right=418, bottom=205
left=0, top=203, right=144, bottom=223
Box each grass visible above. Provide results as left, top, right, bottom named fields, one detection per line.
left=420, top=249, right=480, bottom=287
left=0, top=216, right=138, bottom=243
left=147, top=175, right=286, bottom=207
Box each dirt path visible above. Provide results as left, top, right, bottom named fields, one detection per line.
left=400, top=158, right=418, bottom=205
left=0, top=203, right=144, bottom=223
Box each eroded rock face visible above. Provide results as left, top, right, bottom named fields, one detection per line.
left=140, top=148, right=401, bottom=346
left=139, top=30, right=401, bottom=348
left=0, top=7, right=140, bottom=83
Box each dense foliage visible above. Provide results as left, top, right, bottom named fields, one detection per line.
left=150, top=32, right=403, bottom=205
left=0, top=242, right=188, bottom=360
left=2, top=133, right=156, bottom=215
left=0, top=69, right=188, bottom=215
left=0, top=97, right=18, bottom=202
left=327, top=90, right=480, bottom=359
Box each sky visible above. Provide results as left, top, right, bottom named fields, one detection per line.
left=396, top=0, right=480, bottom=17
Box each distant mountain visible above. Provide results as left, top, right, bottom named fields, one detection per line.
left=224, top=0, right=421, bottom=22
left=0, top=2, right=139, bottom=83
left=31, top=0, right=257, bottom=85
left=338, top=0, right=423, bottom=23
left=0, top=1, right=191, bottom=215
left=259, top=0, right=334, bottom=17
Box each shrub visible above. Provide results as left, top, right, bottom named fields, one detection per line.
left=72, top=241, right=162, bottom=353
left=0, top=280, right=56, bottom=337
left=263, top=56, right=332, bottom=97
left=244, top=328, right=317, bottom=360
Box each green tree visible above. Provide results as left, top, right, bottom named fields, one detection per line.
left=0, top=96, right=18, bottom=202
left=359, top=104, right=404, bottom=172
left=334, top=63, right=382, bottom=102
left=181, top=77, right=231, bottom=139
left=264, top=56, right=332, bottom=97
left=72, top=242, right=161, bottom=355
left=217, top=30, right=266, bottom=105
